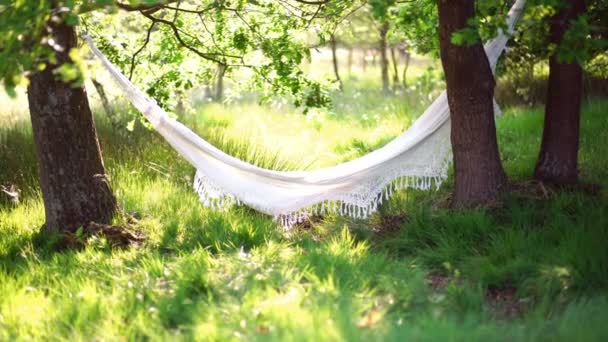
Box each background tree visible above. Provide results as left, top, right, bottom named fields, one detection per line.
left=329, top=33, right=343, bottom=90
left=475, top=0, right=607, bottom=183
left=215, top=63, right=226, bottom=101
left=389, top=43, right=400, bottom=90
left=331, top=0, right=414, bottom=93
left=533, top=0, right=607, bottom=183
left=332, top=5, right=387, bottom=91
left=369, top=0, right=395, bottom=93
left=535, top=0, right=587, bottom=183
left=399, top=44, right=411, bottom=88
left=392, top=0, right=439, bottom=89
left=378, top=21, right=391, bottom=93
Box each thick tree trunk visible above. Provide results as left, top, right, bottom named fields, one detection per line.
left=379, top=22, right=390, bottom=94
left=534, top=0, right=586, bottom=184
left=215, top=63, right=226, bottom=101
left=330, top=34, right=343, bottom=90
left=390, top=46, right=400, bottom=90
left=437, top=0, right=507, bottom=207
left=27, top=21, right=117, bottom=233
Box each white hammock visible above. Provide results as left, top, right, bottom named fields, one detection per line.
left=86, top=0, right=525, bottom=226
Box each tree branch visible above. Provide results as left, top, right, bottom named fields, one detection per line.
left=116, top=0, right=178, bottom=13
left=129, top=21, right=155, bottom=80
left=293, top=0, right=330, bottom=5
left=140, top=12, right=247, bottom=67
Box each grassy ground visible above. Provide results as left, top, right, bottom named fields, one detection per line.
left=0, top=78, right=607, bottom=340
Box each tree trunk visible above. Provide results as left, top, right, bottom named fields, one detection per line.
left=330, top=34, right=343, bottom=90
left=91, top=78, right=120, bottom=127
left=437, top=0, right=507, bottom=207
left=390, top=46, right=400, bottom=90
left=402, top=49, right=411, bottom=88
left=175, top=94, right=186, bottom=116
left=534, top=0, right=586, bottom=184
left=215, top=63, right=226, bottom=101
left=347, top=47, right=354, bottom=75
left=379, top=22, right=390, bottom=94
left=372, top=49, right=377, bottom=67
left=27, top=20, right=117, bottom=233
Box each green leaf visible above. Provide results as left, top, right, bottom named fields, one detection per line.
left=75, top=226, right=84, bottom=239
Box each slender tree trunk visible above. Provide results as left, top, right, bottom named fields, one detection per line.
left=534, top=0, right=586, bottom=184
left=91, top=78, right=120, bottom=127
left=437, top=0, right=507, bottom=207
left=372, top=49, right=377, bottom=67
left=379, top=22, right=390, bottom=94
left=390, top=46, right=400, bottom=90
left=215, top=63, right=226, bottom=101
left=27, top=20, right=117, bottom=233
left=330, top=34, right=343, bottom=90
left=362, top=50, right=368, bottom=72
left=402, top=49, right=411, bottom=88
left=175, top=94, right=186, bottom=116
left=347, top=47, right=354, bottom=75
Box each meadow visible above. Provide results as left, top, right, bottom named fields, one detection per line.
left=1, top=60, right=607, bottom=340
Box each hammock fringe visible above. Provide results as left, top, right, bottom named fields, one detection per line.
left=193, top=151, right=451, bottom=228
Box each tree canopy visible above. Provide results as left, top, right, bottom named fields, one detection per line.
left=2, top=0, right=605, bottom=105
left=1, top=0, right=364, bottom=110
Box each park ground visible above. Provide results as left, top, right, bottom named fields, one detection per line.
left=1, top=57, right=607, bottom=340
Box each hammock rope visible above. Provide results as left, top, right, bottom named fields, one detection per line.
left=85, top=0, right=525, bottom=226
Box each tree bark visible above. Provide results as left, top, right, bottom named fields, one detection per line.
left=534, top=0, right=586, bottom=184
left=390, top=46, right=400, bottom=90
left=437, top=0, right=507, bottom=207
left=379, top=22, right=390, bottom=94
left=27, top=20, right=117, bottom=233
left=330, top=34, right=343, bottom=90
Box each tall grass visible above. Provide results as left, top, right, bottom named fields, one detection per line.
left=1, top=85, right=607, bottom=340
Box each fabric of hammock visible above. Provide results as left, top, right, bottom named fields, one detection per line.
left=85, top=0, right=525, bottom=226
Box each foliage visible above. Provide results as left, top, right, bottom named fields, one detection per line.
left=497, top=0, right=608, bottom=95
left=392, top=0, right=516, bottom=56
left=548, top=0, right=608, bottom=64
left=407, top=67, right=443, bottom=102
left=332, top=7, right=379, bottom=49
left=585, top=53, right=608, bottom=78
left=392, top=0, right=439, bottom=56
left=0, top=0, right=367, bottom=111
left=0, top=0, right=51, bottom=96
left=333, top=0, right=435, bottom=58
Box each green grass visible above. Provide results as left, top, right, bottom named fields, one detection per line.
left=1, top=88, right=607, bottom=340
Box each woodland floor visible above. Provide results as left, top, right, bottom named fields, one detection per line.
left=1, top=78, right=607, bottom=340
